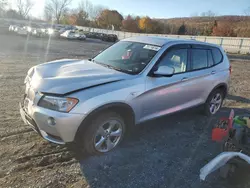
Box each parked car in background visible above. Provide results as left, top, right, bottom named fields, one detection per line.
left=86, top=32, right=102, bottom=39
left=60, top=30, right=86, bottom=40
left=32, top=26, right=47, bottom=37
left=27, top=24, right=41, bottom=36
left=9, top=25, right=14, bottom=32
left=59, top=25, right=77, bottom=34
left=101, top=33, right=118, bottom=42
left=11, top=24, right=23, bottom=33
left=20, top=36, right=230, bottom=155
left=17, top=26, right=29, bottom=35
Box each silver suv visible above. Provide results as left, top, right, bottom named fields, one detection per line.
left=20, top=36, right=230, bottom=154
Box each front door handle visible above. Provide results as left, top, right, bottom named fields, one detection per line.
left=181, top=77, right=188, bottom=81
left=211, top=71, right=216, bottom=74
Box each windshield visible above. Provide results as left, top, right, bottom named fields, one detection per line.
left=93, top=41, right=160, bottom=74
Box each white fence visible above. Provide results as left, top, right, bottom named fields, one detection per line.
left=77, top=26, right=250, bottom=54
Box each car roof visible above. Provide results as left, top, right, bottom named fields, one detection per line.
left=122, top=36, right=219, bottom=48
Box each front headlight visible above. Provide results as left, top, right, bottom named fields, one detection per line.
left=38, top=96, right=78, bottom=112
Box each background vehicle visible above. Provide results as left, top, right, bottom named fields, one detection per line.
left=20, top=36, right=230, bottom=155
left=11, top=24, right=23, bottom=33
left=9, top=25, right=14, bottom=32
left=101, top=33, right=118, bottom=42
left=32, top=26, right=47, bottom=37
left=17, top=26, right=29, bottom=35
left=60, top=30, right=86, bottom=40
left=86, top=32, right=102, bottom=39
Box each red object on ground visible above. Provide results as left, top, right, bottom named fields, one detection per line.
left=212, top=109, right=234, bottom=142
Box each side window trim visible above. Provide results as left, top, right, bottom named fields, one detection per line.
left=187, top=49, right=192, bottom=72
left=207, top=49, right=215, bottom=67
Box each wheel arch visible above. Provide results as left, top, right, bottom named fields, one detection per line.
left=74, top=102, right=135, bottom=141
left=212, top=83, right=228, bottom=98
left=205, top=83, right=228, bottom=102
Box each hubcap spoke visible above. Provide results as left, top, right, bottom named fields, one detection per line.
left=95, top=137, right=105, bottom=150
left=106, top=138, right=115, bottom=150
left=110, top=129, right=122, bottom=137
left=215, top=94, right=221, bottom=101
left=210, top=104, right=215, bottom=113
left=216, top=99, right=221, bottom=106
left=108, top=120, right=117, bottom=132
left=97, top=126, right=106, bottom=136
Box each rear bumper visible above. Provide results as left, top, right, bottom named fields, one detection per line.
left=19, top=103, right=85, bottom=144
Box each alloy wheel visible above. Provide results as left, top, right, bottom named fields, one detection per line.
left=94, top=119, right=123, bottom=152
left=209, top=93, right=222, bottom=114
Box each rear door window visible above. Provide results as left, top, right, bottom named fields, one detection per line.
left=191, top=49, right=208, bottom=70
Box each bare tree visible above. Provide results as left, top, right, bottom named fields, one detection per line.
left=78, top=0, right=105, bottom=20
left=200, top=10, right=217, bottom=17
left=78, top=0, right=92, bottom=15
left=91, top=5, right=105, bottom=20
left=0, top=0, right=7, bottom=9
left=16, top=0, right=34, bottom=18
left=190, top=12, right=199, bottom=17
left=0, top=0, right=8, bottom=16
left=244, top=7, right=250, bottom=16
left=45, top=0, right=73, bottom=24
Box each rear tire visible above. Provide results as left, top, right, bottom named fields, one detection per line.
left=204, top=89, right=224, bottom=116
left=76, top=111, right=126, bottom=155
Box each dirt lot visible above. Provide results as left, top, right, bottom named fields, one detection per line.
left=0, top=33, right=250, bottom=188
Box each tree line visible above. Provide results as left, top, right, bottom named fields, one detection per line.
left=1, top=0, right=250, bottom=37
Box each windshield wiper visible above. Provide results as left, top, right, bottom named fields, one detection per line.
left=97, top=62, right=131, bottom=74
left=99, top=63, right=119, bottom=70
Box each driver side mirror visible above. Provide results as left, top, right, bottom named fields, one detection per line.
left=153, top=65, right=174, bottom=77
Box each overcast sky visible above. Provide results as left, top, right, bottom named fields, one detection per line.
left=9, top=0, right=250, bottom=19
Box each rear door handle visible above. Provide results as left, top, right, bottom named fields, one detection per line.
left=181, top=77, right=189, bottom=81
left=211, top=71, right=216, bottom=74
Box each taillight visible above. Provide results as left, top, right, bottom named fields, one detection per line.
left=229, top=65, right=232, bottom=75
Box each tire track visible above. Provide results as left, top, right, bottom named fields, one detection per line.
left=0, top=128, right=33, bottom=139
left=15, top=148, right=69, bottom=163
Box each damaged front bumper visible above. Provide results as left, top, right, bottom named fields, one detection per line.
left=19, top=102, right=84, bottom=144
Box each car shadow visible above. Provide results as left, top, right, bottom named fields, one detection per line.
left=227, top=94, right=250, bottom=104
left=78, top=107, right=250, bottom=188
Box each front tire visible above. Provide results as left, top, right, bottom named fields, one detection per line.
left=76, top=111, right=126, bottom=155
left=204, top=89, right=224, bottom=116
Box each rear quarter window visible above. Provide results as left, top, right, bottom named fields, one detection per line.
left=212, top=48, right=223, bottom=64
left=207, top=50, right=214, bottom=67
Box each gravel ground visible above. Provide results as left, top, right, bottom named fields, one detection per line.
left=0, top=33, right=250, bottom=188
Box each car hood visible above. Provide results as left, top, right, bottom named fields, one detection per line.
left=27, top=59, right=130, bottom=95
